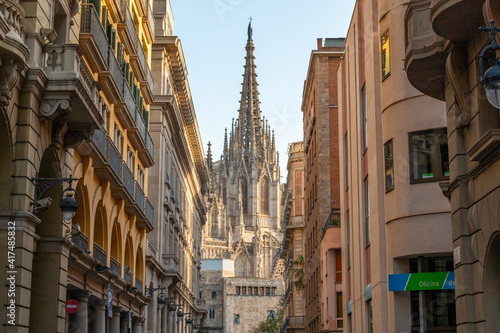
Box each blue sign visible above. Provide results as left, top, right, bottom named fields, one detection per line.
left=107, top=288, right=113, bottom=318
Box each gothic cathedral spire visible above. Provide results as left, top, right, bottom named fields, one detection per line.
left=237, top=21, right=263, bottom=157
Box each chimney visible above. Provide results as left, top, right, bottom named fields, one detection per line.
left=317, top=38, right=323, bottom=50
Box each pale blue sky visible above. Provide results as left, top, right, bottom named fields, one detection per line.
left=170, top=0, right=356, bottom=177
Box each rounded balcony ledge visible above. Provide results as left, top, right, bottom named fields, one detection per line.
left=431, top=0, right=485, bottom=42
left=405, top=0, right=447, bottom=100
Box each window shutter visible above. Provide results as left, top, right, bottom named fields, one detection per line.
left=117, top=42, right=125, bottom=66
left=123, top=62, right=130, bottom=81
left=89, top=0, right=101, bottom=17
left=143, top=110, right=149, bottom=130
left=129, top=72, right=135, bottom=90
left=101, top=6, right=108, bottom=29
left=106, top=23, right=112, bottom=43
left=111, top=29, right=117, bottom=52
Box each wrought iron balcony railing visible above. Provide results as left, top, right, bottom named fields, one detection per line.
left=93, top=243, right=107, bottom=266
left=322, top=208, right=341, bottom=238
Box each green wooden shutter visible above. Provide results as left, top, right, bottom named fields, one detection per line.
left=111, top=29, right=117, bottom=52
left=143, top=110, right=149, bottom=130
left=129, top=72, right=135, bottom=90
left=106, top=23, right=112, bottom=44
left=123, top=62, right=130, bottom=81
left=117, top=43, right=125, bottom=66
left=89, top=0, right=101, bottom=17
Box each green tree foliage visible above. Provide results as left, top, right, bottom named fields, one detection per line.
left=293, top=255, right=305, bottom=291
left=251, top=303, right=285, bottom=333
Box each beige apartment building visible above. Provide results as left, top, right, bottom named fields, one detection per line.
left=0, top=0, right=208, bottom=332
left=302, top=38, right=344, bottom=333
left=145, top=1, right=208, bottom=332
left=279, top=141, right=306, bottom=333
left=404, top=0, right=500, bottom=331
left=338, top=1, right=454, bottom=332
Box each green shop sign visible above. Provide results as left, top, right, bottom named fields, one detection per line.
left=388, top=272, right=455, bottom=291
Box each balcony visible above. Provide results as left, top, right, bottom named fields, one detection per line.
left=286, top=216, right=304, bottom=229
left=142, top=0, right=155, bottom=44
left=116, top=78, right=137, bottom=130
left=430, top=0, right=484, bottom=43
left=93, top=244, right=107, bottom=266
left=281, top=316, right=305, bottom=332
left=0, top=0, right=29, bottom=70
left=322, top=209, right=341, bottom=239
left=72, top=233, right=89, bottom=251
left=124, top=269, right=133, bottom=284
left=110, top=257, right=121, bottom=276
left=83, top=130, right=154, bottom=231
left=404, top=0, right=447, bottom=101
left=41, top=44, right=104, bottom=141
left=80, top=3, right=109, bottom=72
left=130, top=36, right=146, bottom=82
left=134, top=181, right=145, bottom=213
left=135, top=277, right=143, bottom=293
left=117, top=1, right=137, bottom=56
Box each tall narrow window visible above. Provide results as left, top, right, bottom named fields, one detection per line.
left=364, top=177, right=370, bottom=247
left=222, top=177, right=227, bottom=205
left=239, top=177, right=248, bottom=214
left=335, top=250, right=342, bottom=283
left=409, top=128, right=449, bottom=183
left=361, top=86, right=367, bottom=152
left=344, top=133, right=349, bottom=189
left=384, top=139, right=394, bottom=192
left=260, top=176, right=270, bottom=215
left=381, top=31, right=391, bottom=79
left=346, top=210, right=350, bottom=268
left=337, top=292, right=344, bottom=328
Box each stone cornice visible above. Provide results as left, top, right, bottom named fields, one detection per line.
left=153, top=36, right=208, bottom=192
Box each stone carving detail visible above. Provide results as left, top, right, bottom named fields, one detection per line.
left=40, top=99, right=71, bottom=120
left=483, top=0, right=500, bottom=26
left=0, top=58, right=19, bottom=108
left=64, top=129, right=93, bottom=148
left=50, top=108, right=70, bottom=150
left=445, top=46, right=470, bottom=128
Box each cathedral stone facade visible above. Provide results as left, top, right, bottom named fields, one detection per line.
left=202, top=22, right=282, bottom=280
left=200, top=22, right=284, bottom=332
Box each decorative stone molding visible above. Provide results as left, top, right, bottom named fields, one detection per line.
left=0, top=57, right=19, bottom=108
left=65, top=129, right=93, bottom=148
left=40, top=99, right=71, bottom=120
left=50, top=107, right=70, bottom=150
left=445, top=46, right=470, bottom=128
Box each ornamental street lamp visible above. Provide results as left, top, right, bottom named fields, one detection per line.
left=480, top=20, right=500, bottom=109
left=31, top=174, right=80, bottom=239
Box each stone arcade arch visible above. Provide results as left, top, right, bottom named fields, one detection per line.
left=484, top=232, right=500, bottom=331
left=29, top=148, right=65, bottom=331
left=0, top=110, right=12, bottom=210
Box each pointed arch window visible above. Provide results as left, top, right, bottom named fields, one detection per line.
left=235, top=257, right=245, bottom=276
left=261, top=176, right=270, bottom=215
left=239, top=177, right=248, bottom=214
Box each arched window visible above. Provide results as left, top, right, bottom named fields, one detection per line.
left=212, top=291, right=217, bottom=299
left=235, top=257, right=245, bottom=276
left=239, top=177, right=248, bottom=214
left=260, top=176, right=270, bottom=215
